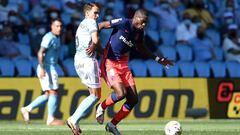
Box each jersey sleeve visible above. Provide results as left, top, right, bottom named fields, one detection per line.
left=40, top=34, right=51, bottom=48
left=110, top=18, right=126, bottom=28
left=87, top=19, right=98, bottom=34
left=135, top=31, right=144, bottom=45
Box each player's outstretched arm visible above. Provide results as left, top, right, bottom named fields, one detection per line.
left=98, top=21, right=111, bottom=31
left=136, top=43, right=174, bottom=67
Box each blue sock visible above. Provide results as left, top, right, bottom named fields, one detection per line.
left=71, top=95, right=98, bottom=124
left=27, top=94, right=48, bottom=110
left=48, top=94, right=58, bottom=119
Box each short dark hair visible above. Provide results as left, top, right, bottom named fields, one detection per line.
left=50, top=18, right=62, bottom=25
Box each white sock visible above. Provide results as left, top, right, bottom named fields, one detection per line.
left=25, top=106, right=32, bottom=112
left=47, top=116, right=54, bottom=125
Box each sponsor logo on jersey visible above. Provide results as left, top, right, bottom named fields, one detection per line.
left=119, top=35, right=133, bottom=47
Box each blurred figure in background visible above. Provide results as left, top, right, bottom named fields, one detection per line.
left=189, top=26, right=216, bottom=61
left=61, top=24, right=75, bottom=58
left=222, top=24, right=240, bottom=62
left=0, top=25, right=22, bottom=59
left=21, top=18, right=67, bottom=126
left=7, top=10, right=29, bottom=42
left=46, top=6, right=61, bottom=23
left=216, top=0, right=240, bottom=25
left=176, top=12, right=197, bottom=44
left=149, top=0, right=179, bottom=32
left=220, top=12, right=235, bottom=36
left=29, top=25, right=47, bottom=56
left=0, top=0, right=11, bottom=22
left=184, top=0, right=214, bottom=29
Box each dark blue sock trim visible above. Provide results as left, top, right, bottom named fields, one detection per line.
left=111, top=92, right=118, bottom=102
left=123, top=103, right=132, bottom=110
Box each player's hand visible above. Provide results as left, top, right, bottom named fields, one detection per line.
left=86, top=45, right=96, bottom=57
left=158, top=57, right=174, bottom=68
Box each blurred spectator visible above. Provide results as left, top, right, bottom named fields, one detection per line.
left=7, top=10, right=30, bottom=44
left=189, top=26, right=216, bottom=61
left=29, top=25, right=47, bottom=56
left=219, top=12, right=235, bottom=36
left=29, top=3, right=47, bottom=25
left=184, top=0, right=214, bottom=29
left=41, top=0, right=62, bottom=10
left=103, top=7, right=114, bottom=21
left=168, top=0, right=190, bottom=18
left=217, top=0, right=240, bottom=26
left=125, top=0, right=142, bottom=18
left=0, top=0, right=17, bottom=22
left=176, top=12, right=197, bottom=44
left=206, top=0, right=219, bottom=15
left=0, top=26, right=28, bottom=60
left=46, top=7, right=61, bottom=23
left=222, top=24, right=240, bottom=62
left=61, top=0, right=82, bottom=14
left=148, top=0, right=179, bottom=32
left=62, top=24, right=75, bottom=58
left=65, top=12, right=81, bottom=33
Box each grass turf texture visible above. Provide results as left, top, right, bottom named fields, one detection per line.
left=0, top=119, right=239, bottom=135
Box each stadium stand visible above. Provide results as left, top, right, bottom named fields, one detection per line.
left=194, top=61, right=211, bottom=77
left=129, top=59, right=148, bottom=77
left=63, top=58, right=78, bottom=77
left=226, top=61, right=240, bottom=78
left=160, top=30, right=176, bottom=46
left=158, top=46, right=177, bottom=61
left=164, top=63, right=179, bottom=77
left=1, top=0, right=239, bottom=78
left=178, top=61, right=195, bottom=77
left=144, top=59, right=164, bottom=77
left=0, top=58, right=15, bottom=77
left=176, top=45, right=193, bottom=61
left=14, top=59, right=32, bottom=76
left=209, top=60, right=226, bottom=78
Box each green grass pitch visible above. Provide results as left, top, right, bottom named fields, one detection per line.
left=0, top=119, right=239, bottom=135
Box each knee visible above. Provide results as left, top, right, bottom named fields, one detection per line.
left=127, top=96, right=138, bottom=108
left=116, top=91, right=126, bottom=100
left=96, top=92, right=101, bottom=100
left=48, top=90, right=58, bottom=95
left=95, top=95, right=101, bottom=101
left=131, top=96, right=138, bottom=106
left=90, top=94, right=100, bottom=102
left=90, top=88, right=101, bottom=99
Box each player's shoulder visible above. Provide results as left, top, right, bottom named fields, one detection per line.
left=84, top=18, right=97, bottom=24
left=43, top=32, right=54, bottom=39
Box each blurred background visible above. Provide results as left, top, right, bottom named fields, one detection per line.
left=0, top=0, right=240, bottom=122
left=0, top=0, right=240, bottom=78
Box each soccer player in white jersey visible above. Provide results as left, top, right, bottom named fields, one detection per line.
left=21, top=18, right=65, bottom=126
left=66, top=2, right=102, bottom=135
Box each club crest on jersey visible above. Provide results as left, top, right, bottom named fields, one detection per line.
left=119, top=35, right=133, bottom=47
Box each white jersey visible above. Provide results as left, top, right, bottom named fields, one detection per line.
left=75, top=18, right=98, bottom=58
left=74, top=18, right=101, bottom=88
